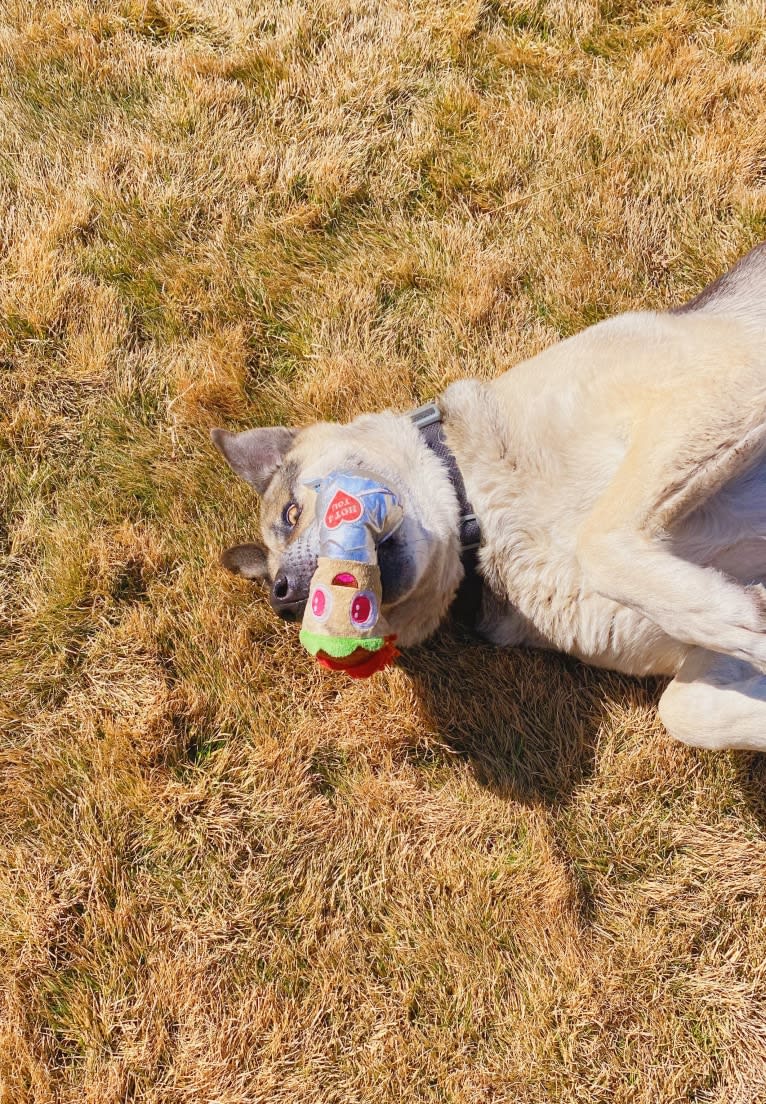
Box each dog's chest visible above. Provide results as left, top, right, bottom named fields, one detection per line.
left=440, top=374, right=688, bottom=676
left=472, top=469, right=686, bottom=676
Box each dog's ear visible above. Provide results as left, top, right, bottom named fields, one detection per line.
left=210, top=426, right=295, bottom=494
left=220, top=542, right=270, bottom=580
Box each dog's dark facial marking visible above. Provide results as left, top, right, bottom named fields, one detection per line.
left=271, top=525, right=318, bottom=619
left=269, top=462, right=303, bottom=542
left=280, top=460, right=300, bottom=499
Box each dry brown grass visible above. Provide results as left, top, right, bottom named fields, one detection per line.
left=3, top=0, right=766, bottom=1100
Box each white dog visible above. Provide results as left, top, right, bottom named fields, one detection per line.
left=212, top=243, right=766, bottom=751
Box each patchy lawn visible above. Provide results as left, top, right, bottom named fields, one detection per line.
left=2, top=1, right=766, bottom=1100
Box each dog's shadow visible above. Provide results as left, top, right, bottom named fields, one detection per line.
left=399, top=627, right=664, bottom=808
left=732, top=752, right=766, bottom=831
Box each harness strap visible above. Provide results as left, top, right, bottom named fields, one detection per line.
left=410, top=402, right=483, bottom=628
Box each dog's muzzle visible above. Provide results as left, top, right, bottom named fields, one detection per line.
left=270, top=572, right=308, bottom=622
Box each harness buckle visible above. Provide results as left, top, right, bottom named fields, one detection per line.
left=459, top=513, right=481, bottom=551
left=409, top=402, right=442, bottom=429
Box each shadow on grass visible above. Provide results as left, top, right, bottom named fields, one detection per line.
left=731, top=753, right=766, bottom=832
left=224, top=576, right=667, bottom=809
left=399, top=626, right=663, bottom=808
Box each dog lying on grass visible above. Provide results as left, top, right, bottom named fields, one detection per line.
left=212, top=244, right=766, bottom=751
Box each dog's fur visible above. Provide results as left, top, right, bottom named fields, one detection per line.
left=212, top=244, right=766, bottom=751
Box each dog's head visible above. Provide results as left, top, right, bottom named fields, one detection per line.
left=211, top=412, right=465, bottom=647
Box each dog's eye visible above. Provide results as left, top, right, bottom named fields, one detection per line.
left=283, top=502, right=301, bottom=528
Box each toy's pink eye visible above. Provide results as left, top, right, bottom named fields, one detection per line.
left=351, top=594, right=370, bottom=622
left=350, top=591, right=377, bottom=628
left=311, top=585, right=331, bottom=622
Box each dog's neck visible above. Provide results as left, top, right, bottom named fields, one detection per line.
left=410, top=402, right=481, bottom=549
left=410, top=402, right=485, bottom=630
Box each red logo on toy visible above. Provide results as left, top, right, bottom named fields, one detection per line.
left=325, top=490, right=363, bottom=528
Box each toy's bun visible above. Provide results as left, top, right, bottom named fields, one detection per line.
left=315, top=638, right=399, bottom=678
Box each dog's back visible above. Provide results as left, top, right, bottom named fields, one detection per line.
left=672, top=241, right=766, bottom=330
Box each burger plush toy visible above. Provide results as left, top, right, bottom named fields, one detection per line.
left=299, top=472, right=402, bottom=677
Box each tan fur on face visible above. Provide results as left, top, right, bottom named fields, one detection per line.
left=258, top=414, right=466, bottom=646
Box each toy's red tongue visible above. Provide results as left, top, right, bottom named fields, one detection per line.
left=316, top=639, right=399, bottom=679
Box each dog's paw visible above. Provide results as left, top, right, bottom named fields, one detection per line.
left=707, top=584, right=766, bottom=673
left=745, top=583, right=766, bottom=622
left=673, top=583, right=766, bottom=673
left=739, top=584, right=766, bottom=672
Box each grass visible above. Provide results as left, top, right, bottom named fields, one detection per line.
left=2, top=0, right=766, bottom=1100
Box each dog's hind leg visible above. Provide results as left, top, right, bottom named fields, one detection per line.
left=576, top=385, right=766, bottom=671
left=658, top=649, right=766, bottom=751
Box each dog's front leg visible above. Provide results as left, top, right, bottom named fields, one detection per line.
left=575, top=406, right=766, bottom=670
left=658, top=648, right=766, bottom=750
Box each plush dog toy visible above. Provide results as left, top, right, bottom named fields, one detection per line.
left=299, top=472, right=403, bottom=677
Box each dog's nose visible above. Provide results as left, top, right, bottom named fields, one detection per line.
left=270, top=572, right=307, bottom=622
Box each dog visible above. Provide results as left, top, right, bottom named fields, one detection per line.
left=211, top=243, right=766, bottom=751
